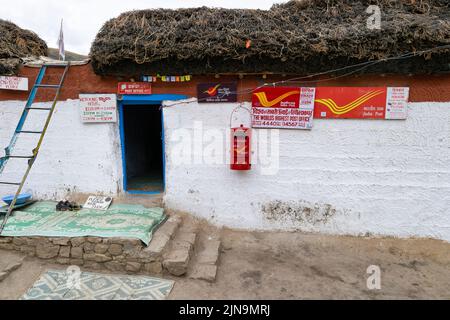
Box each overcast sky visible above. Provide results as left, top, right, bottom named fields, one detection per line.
left=2, top=0, right=286, bottom=55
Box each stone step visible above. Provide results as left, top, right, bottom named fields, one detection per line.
left=197, top=239, right=221, bottom=265
left=189, top=236, right=222, bottom=282
left=162, top=217, right=199, bottom=277
left=163, top=248, right=191, bottom=276
left=0, top=213, right=212, bottom=279
left=142, top=214, right=182, bottom=258
left=189, top=264, right=218, bottom=283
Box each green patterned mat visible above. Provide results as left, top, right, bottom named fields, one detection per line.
left=0, top=201, right=165, bottom=245
left=21, top=269, right=174, bottom=300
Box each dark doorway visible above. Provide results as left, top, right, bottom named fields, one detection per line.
left=122, top=105, right=163, bottom=193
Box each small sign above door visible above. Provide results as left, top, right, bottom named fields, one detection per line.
left=79, top=94, right=117, bottom=123
left=118, top=82, right=152, bottom=95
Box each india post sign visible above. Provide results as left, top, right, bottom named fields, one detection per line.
left=197, top=82, right=237, bottom=103
left=80, top=94, right=117, bottom=123
left=314, top=87, right=409, bottom=119
left=252, top=87, right=316, bottom=129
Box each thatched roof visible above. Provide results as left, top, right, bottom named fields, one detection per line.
left=91, top=0, right=450, bottom=77
left=0, top=19, right=48, bottom=75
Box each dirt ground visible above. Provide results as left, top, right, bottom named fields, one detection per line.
left=1, top=228, right=449, bottom=300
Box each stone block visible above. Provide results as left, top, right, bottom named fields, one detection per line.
left=122, top=245, right=142, bottom=259
left=84, top=253, right=112, bottom=263
left=87, top=237, right=102, bottom=244
left=37, top=238, right=51, bottom=245
left=198, top=240, right=221, bottom=265
left=163, top=248, right=190, bottom=276
left=125, top=239, right=143, bottom=246
left=108, top=244, right=123, bottom=256
left=71, top=247, right=84, bottom=259
left=126, top=262, right=142, bottom=273
left=19, top=246, right=36, bottom=256
left=122, top=240, right=143, bottom=251
left=36, top=244, right=60, bottom=259
left=59, top=246, right=71, bottom=258
left=178, top=232, right=197, bottom=246
left=113, top=255, right=126, bottom=262
left=157, top=217, right=181, bottom=239
left=128, top=249, right=157, bottom=263
left=144, top=233, right=170, bottom=257
left=71, top=237, right=85, bottom=247
left=172, top=240, right=193, bottom=252
left=84, top=242, right=95, bottom=253
left=94, top=244, right=109, bottom=254
left=115, top=238, right=140, bottom=245
left=24, top=237, right=38, bottom=246
left=0, top=237, right=12, bottom=244
left=105, top=261, right=125, bottom=272
left=190, top=264, right=218, bottom=282
left=144, top=262, right=163, bottom=274
left=52, top=238, right=71, bottom=246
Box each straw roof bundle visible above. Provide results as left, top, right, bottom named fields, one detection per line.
left=0, top=19, right=48, bottom=75
left=91, top=0, right=450, bottom=76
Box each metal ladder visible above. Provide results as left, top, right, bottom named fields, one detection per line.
left=0, top=62, right=70, bottom=234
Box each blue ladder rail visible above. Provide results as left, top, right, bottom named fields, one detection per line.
left=0, top=63, right=70, bottom=235
left=0, top=66, right=47, bottom=174
left=0, top=64, right=70, bottom=173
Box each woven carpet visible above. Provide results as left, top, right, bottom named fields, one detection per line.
left=0, top=201, right=165, bottom=245
left=21, top=269, right=174, bottom=300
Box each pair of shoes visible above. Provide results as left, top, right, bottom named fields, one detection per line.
left=56, top=200, right=82, bottom=211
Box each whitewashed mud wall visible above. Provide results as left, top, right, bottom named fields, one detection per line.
left=2, top=98, right=449, bottom=242
left=0, top=100, right=123, bottom=199
left=163, top=100, right=450, bottom=242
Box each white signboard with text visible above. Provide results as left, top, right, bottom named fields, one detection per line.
left=385, top=87, right=410, bottom=120
left=252, top=87, right=316, bottom=130
left=0, top=76, right=28, bottom=91
left=80, top=94, right=117, bottom=123
left=83, top=196, right=113, bottom=211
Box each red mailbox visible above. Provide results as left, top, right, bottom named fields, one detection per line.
left=230, top=124, right=251, bottom=171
